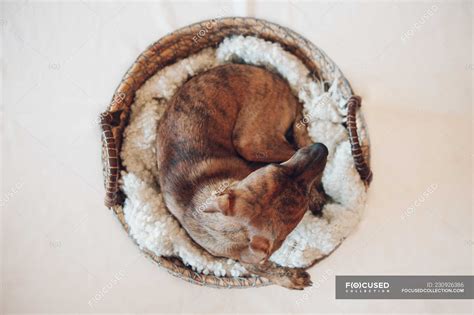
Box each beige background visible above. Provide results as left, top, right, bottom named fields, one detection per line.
left=1, top=0, right=472, bottom=314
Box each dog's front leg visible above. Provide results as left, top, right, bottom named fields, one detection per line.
left=307, top=172, right=327, bottom=216
left=242, top=261, right=312, bottom=290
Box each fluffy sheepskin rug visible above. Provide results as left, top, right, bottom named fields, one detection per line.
left=120, top=36, right=368, bottom=277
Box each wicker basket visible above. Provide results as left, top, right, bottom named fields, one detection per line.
left=100, top=17, right=372, bottom=288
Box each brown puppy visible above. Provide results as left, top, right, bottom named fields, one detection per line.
left=156, top=64, right=328, bottom=289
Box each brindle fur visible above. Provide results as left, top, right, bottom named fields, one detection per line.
left=156, top=64, right=328, bottom=289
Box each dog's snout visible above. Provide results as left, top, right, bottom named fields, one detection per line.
left=306, top=143, right=328, bottom=160
left=283, top=142, right=328, bottom=168
left=280, top=143, right=328, bottom=184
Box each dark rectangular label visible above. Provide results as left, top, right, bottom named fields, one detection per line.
left=336, top=276, right=474, bottom=299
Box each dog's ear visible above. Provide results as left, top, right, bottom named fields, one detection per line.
left=203, top=192, right=235, bottom=216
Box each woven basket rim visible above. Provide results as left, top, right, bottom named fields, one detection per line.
left=100, top=16, right=372, bottom=289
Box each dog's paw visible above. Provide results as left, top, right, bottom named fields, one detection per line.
left=309, top=194, right=325, bottom=216
left=308, top=185, right=327, bottom=216
left=275, top=268, right=312, bottom=290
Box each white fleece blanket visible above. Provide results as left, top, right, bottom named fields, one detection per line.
left=120, top=36, right=368, bottom=277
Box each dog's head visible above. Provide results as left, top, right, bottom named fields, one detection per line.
left=186, top=143, right=328, bottom=264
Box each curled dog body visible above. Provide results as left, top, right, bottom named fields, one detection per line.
left=156, top=64, right=328, bottom=289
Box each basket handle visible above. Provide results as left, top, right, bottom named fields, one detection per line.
left=346, top=96, right=373, bottom=185
left=100, top=110, right=124, bottom=208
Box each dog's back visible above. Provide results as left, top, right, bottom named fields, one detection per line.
left=157, top=64, right=287, bottom=220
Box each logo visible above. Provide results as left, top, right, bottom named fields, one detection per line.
left=345, top=281, right=390, bottom=293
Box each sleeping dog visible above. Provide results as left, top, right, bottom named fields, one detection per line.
left=156, top=64, right=328, bottom=289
